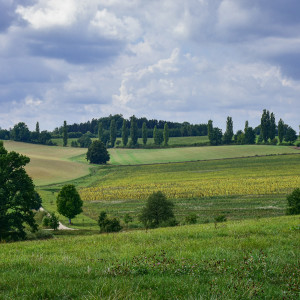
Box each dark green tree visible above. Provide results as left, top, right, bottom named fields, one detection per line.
left=142, top=122, right=147, bottom=145
left=86, top=140, right=110, bottom=164
left=234, top=130, right=245, bottom=145
left=278, top=119, right=284, bottom=144
left=163, top=123, right=169, bottom=146
left=98, top=211, right=122, bottom=233
left=43, top=212, right=59, bottom=230
left=110, top=119, right=117, bottom=147
left=10, top=122, right=31, bottom=142
left=260, top=109, right=270, bottom=143
left=98, top=122, right=104, bottom=141
left=122, top=119, right=128, bottom=146
left=284, top=126, right=297, bottom=144
left=63, top=120, right=68, bottom=147
left=207, top=120, right=213, bottom=144
left=286, top=188, right=300, bottom=215
left=36, top=122, right=40, bottom=134
left=56, top=184, right=83, bottom=224
left=130, top=115, right=138, bottom=146
left=153, top=126, right=163, bottom=145
left=223, top=116, right=233, bottom=144
left=0, top=141, right=40, bottom=240
left=244, top=127, right=256, bottom=144
left=269, top=112, right=276, bottom=140
left=210, top=128, right=223, bottom=145
left=244, top=121, right=249, bottom=132
left=139, top=191, right=175, bottom=228
left=77, top=134, right=92, bottom=148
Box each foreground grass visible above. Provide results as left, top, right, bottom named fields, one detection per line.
left=0, top=216, right=299, bottom=299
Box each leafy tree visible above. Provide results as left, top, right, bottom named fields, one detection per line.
left=260, top=109, right=270, bottom=143
left=86, top=140, right=110, bottom=164
left=210, top=128, right=223, bottom=145
left=223, top=116, right=233, bottom=144
left=122, top=119, right=128, bottom=146
left=234, top=130, right=245, bottom=145
left=56, top=184, right=83, bottom=224
left=269, top=112, right=276, bottom=140
left=244, top=127, right=256, bottom=144
left=139, top=191, right=175, bottom=229
left=244, top=120, right=249, bottom=132
left=130, top=115, right=138, bottom=146
left=77, top=134, right=92, bottom=148
left=0, top=141, right=40, bottom=241
left=142, top=122, right=147, bottom=145
left=98, top=211, right=122, bottom=233
left=63, top=120, right=68, bottom=147
left=284, top=126, right=297, bottom=144
left=278, top=119, right=284, bottom=144
left=163, top=123, right=169, bottom=146
left=286, top=188, right=300, bottom=215
left=10, top=122, right=31, bottom=142
left=110, top=119, right=117, bottom=147
left=153, top=126, right=163, bottom=145
left=207, top=120, right=213, bottom=144
left=43, top=212, right=59, bottom=230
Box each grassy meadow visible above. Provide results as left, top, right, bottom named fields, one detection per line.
left=0, top=216, right=299, bottom=299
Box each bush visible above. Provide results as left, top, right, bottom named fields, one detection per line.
left=185, top=213, right=198, bottom=224
left=271, top=138, right=278, bottom=145
left=286, top=188, right=300, bottom=215
left=98, top=211, right=122, bottom=233
left=42, top=213, right=59, bottom=230
left=214, top=215, right=227, bottom=223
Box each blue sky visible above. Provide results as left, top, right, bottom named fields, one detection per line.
left=0, top=0, right=299, bottom=132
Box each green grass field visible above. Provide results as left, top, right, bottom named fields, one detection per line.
left=0, top=216, right=299, bottom=299
left=109, top=145, right=299, bottom=165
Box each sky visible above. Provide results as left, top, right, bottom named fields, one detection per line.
left=0, top=0, right=299, bottom=132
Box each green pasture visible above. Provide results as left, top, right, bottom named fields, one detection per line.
left=0, top=216, right=299, bottom=299
left=109, top=145, right=299, bottom=165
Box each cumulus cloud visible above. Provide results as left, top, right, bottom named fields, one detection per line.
left=0, top=0, right=299, bottom=131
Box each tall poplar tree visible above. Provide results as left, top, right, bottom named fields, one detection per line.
left=63, top=120, right=68, bottom=147
left=261, top=109, right=270, bottom=143
left=163, top=123, right=169, bottom=146
left=35, top=122, right=40, bottom=134
left=244, top=121, right=249, bottom=132
left=98, top=122, right=103, bottom=141
left=269, top=112, right=276, bottom=140
left=142, top=122, right=147, bottom=145
left=278, top=119, right=284, bottom=144
left=110, top=119, right=117, bottom=147
left=122, top=119, right=128, bottom=146
left=130, top=115, right=138, bottom=146
left=208, top=120, right=213, bottom=145
left=223, top=116, right=233, bottom=144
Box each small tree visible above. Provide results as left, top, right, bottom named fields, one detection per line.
left=98, top=122, right=104, bottom=141
left=139, top=191, right=176, bottom=229
left=130, top=115, right=138, bottom=146
left=142, top=122, right=148, bottom=146
left=86, top=140, right=110, bottom=164
left=77, top=134, right=92, bottom=148
left=122, top=119, right=128, bottom=146
left=163, top=123, right=169, bottom=146
left=210, top=128, right=223, bottom=145
left=284, top=126, right=297, bottom=144
left=207, top=120, right=213, bottom=144
left=286, top=188, right=300, bottom=215
left=223, top=116, right=233, bottom=144
left=63, top=120, right=68, bottom=147
left=43, top=212, right=59, bottom=230
left=56, top=185, right=83, bottom=224
left=278, top=119, right=284, bottom=144
left=98, top=211, right=122, bottom=233
left=123, top=213, right=133, bottom=228
left=269, top=112, right=276, bottom=140
left=153, top=126, right=163, bottom=145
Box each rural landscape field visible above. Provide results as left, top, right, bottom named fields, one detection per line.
left=1, top=136, right=300, bottom=299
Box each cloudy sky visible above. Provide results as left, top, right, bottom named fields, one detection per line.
left=0, top=0, right=299, bottom=131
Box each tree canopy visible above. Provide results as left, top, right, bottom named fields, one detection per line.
left=86, top=140, right=110, bottom=164
left=0, top=141, right=40, bottom=240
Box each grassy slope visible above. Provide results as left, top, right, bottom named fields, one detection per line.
left=3, top=141, right=90, bottom=186
left=109, top=145, right=299, bottom=165
left=0, top=216, right=299, bottom=299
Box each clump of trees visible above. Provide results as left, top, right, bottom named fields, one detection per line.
left=139, top=191, right=177, bottom=229
left=56, top=184, right=83, bottom=224
left=0, top=141, right=41, bottom=241
left=42, top=212, right=59, bottom=230
left=286, top=188, right=300, bottom=215
left=86, top=140, right=110, bottom=164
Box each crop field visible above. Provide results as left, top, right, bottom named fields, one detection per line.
left=3, top=141, right=90, bottom=186
left=0, top=216, right=299, bottom=299
left=39, top=154, right=300, bottom=227
left=109, top=145, right=299, bottom=165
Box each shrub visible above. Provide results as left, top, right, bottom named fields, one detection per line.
left=98, top=211, right=122, bottom=233
left=214, top=215, right=227, bottom=223
left=271, top=138, right=278, bottom=145
left=286, top=188, right=300, bottom=215
left=185, top=213, right=198, bottom=224
left=123, top=213, right=133, bottom=227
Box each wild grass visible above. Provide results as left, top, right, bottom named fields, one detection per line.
left=0, top=216, right=299, bottom=299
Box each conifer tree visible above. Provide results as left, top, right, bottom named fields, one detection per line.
left=98, top=122, right=103, bottom=141
left=163, top=123, right=169, bottom=146
left=110, top=119, right=117, bottom=147
left=130, top=115, right=138, bottom=146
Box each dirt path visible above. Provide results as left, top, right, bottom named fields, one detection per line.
left=39, top=208, right=76, bottom=230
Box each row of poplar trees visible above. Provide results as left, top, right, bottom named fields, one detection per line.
left=98, top=116, right=170, bottom=147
